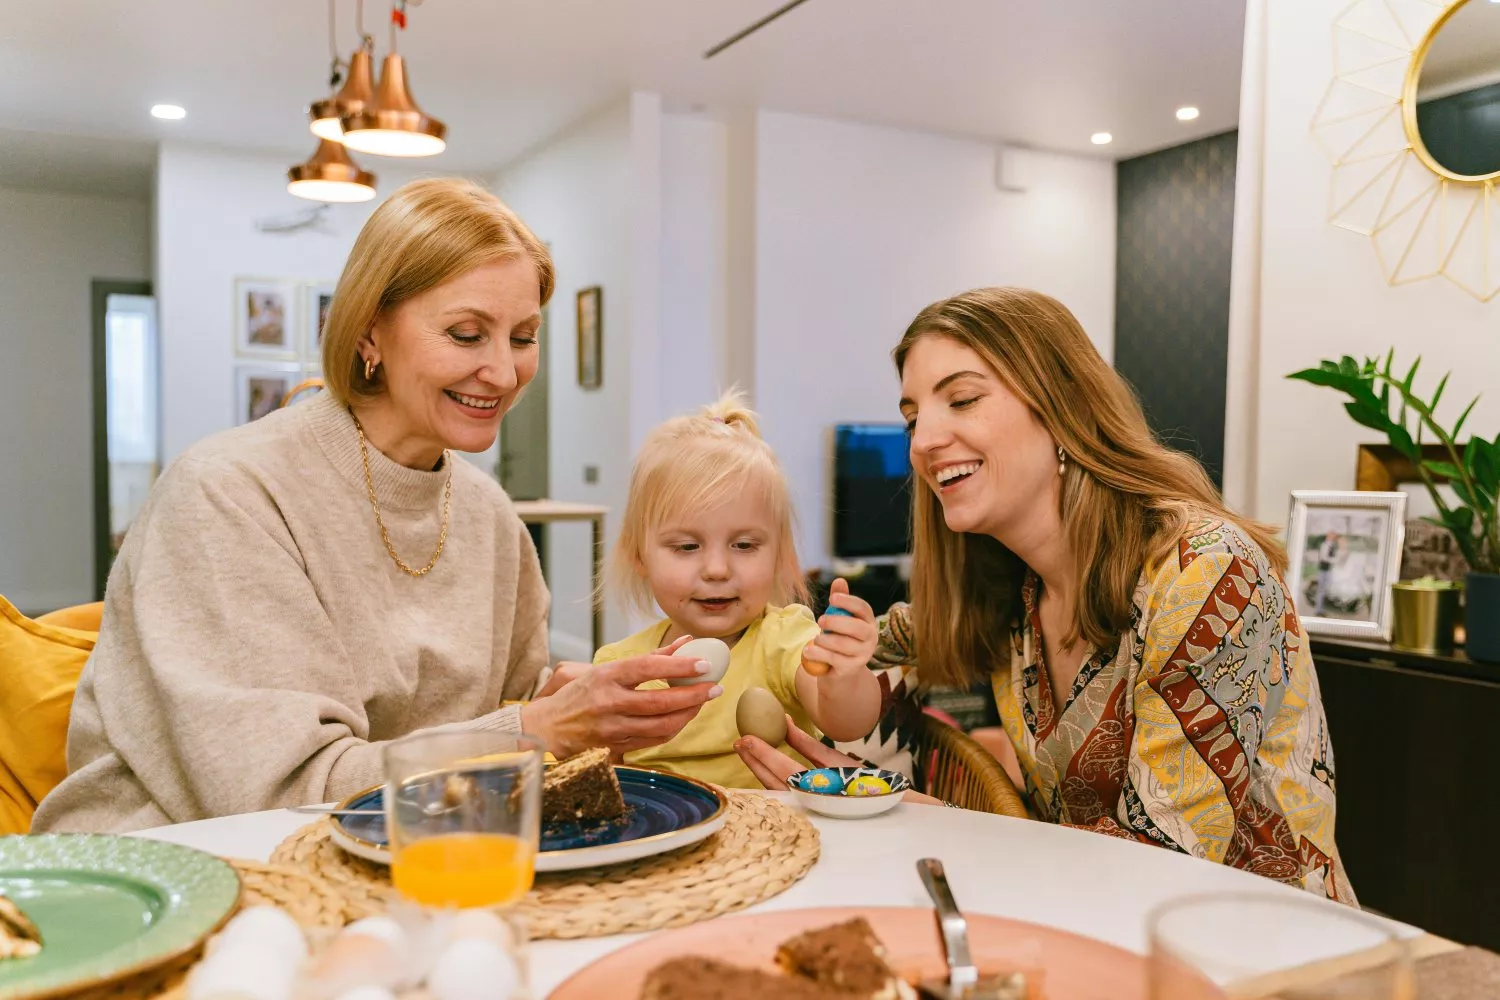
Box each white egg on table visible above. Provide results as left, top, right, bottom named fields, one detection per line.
left=442, top=908, right=516, bottom=952
left=300, top=929, right=405, bottom=998
left=668, top=637, right=731, bottom=686
left=341, top=916, right=408, bottom=954
left=330, top=989, right=397, bottom=1000
left=427, top=937, right=522, bottom=1000
left=188, top=943, right=297, bottom=1000
left=212, top=906, right=309, bottom=965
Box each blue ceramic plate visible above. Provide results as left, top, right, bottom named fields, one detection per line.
left=328, top=767, right=729, bottom=872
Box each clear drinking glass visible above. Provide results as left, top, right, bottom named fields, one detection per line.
left=1148, top=893, right=1415, bottom=999
left=383, top=731, right=544, bottom=909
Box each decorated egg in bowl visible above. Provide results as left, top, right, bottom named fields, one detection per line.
left=784, top=767, right=911, bottom=818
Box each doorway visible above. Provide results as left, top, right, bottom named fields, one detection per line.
left=499, top=301, right=551, bottom=570
left=91, top=280, right=157, bottom=598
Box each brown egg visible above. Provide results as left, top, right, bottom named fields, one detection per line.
left=735, top=687, right=788, bottom=745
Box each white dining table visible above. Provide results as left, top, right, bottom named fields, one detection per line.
left=135, top=794, right=1438, bottom=997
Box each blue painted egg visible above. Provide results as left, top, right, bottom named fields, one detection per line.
left=796, top=769, right=847, bottom=795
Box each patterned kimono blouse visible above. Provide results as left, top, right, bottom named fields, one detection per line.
left=870, top=518, right=1355, bottom=903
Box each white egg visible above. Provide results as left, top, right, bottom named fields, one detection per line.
left=427, top=938, right=522, bottom=1000
left=331, top=989, right=396, bottom=1000
left=443, top=909, right=516, bottom=952
left=300, top=933, right=404, bottom=998
left=188, top=943, right=296, bottom=1000
left=342, top=916, right=408, bottom=954
left=213, top=906, right=309, bottom=965
left=669, top=637, right=731, bottom=686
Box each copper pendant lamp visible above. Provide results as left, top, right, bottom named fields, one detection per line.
left=340, top=51, right=447, bottom=157
left=288, top=138, right=377, bottom=203
left=309, top=45, right=377, bottom=141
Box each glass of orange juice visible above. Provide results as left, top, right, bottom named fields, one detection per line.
left=383, top=731, right=544, bottom=910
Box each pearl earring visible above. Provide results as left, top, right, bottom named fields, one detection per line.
left=1057, top=445, right=1067, bottom=476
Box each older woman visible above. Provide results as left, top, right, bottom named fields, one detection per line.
left=34, top=179, right=719, bottom=833
left=739, top=287, right=1355, bottom=904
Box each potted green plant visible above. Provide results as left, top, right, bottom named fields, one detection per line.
left=1288, top=354, right=1500, bottom=662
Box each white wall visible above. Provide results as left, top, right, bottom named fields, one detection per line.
left=493, top=101, right=639, bottom=647
left=752, top=110, right=1118, bottom=571
left=659, top=112, right=732, bottom=408
left=493, top=100, right=1118, bottom=647
left=155, top=143, right=441, bottom=462
left=0, top=187, right=149, bottom=613
left=1229, top=0, right=1498, bottom=523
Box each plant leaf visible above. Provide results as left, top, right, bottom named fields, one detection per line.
left=1453, top=396, right=1480, bottom=441
left=1342, top=401, right=1393, bottom=435
left=1431, top=372, right=1449, bottom=412
left=1422, top=460, right=1465, bottom=480
left=1403, top=355, right=1421, bottom=391
left=1473, top=439, right=1499, bottom=500
left=1388, top=423, right=1419, bottom=461
left=1450, top=477, right=1477, bottom=508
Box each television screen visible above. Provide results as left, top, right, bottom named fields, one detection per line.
left=832, top=423, right=912, bottom=559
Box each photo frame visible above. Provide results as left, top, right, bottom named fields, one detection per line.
left=1285, top=490, right=1408, bottom=641
left=301, top=282, right=336, bottom=362
left=233, top=278, right=299, bottom=359
left=234, top=362, right=303, bottom=425
left=576, top=285, right=602, bottom=390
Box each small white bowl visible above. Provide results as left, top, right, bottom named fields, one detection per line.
left=784, top=767, right=910, bottom=819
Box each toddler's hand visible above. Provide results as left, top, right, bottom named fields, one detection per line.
left=801, top=578, right=878, bottom=677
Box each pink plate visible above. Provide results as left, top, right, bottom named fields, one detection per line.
left=550, top=906, right=1150, bottom=999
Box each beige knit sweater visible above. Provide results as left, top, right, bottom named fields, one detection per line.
left=32, top=393, right=549, bottom=833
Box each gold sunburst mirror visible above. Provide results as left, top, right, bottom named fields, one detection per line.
left=1313, top=0, right=1500, bottom=301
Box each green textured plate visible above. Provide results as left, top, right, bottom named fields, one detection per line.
left=0, top=835, right=241, bottom=1000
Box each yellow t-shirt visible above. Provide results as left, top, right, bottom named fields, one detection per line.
left=593, top=605, right=823, bottom=788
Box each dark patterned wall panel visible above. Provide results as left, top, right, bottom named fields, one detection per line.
left=1115, top=130, right=1238, bottom=487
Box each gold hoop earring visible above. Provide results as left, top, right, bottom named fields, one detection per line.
left=364, top=357, right=377, bottom=381
left=1057, top=445, right=1067, bottom=477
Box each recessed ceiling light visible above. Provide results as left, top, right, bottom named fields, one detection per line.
left=150, top=104, right=186, bottom=120
left=1090, top=132, right=1113, bottom=146
left=1176, top=106, right=1201, bottom=122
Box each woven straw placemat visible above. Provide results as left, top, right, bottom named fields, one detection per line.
left=269, top=791, right=820, bottom=939
left=80, top=860, right=348, bottom=1000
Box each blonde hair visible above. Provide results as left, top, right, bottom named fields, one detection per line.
left=894, top=287, right=1287, bottom=688
left=321, top=177, right=554, bottom=404
left=609, top=390, right=810, bottom=616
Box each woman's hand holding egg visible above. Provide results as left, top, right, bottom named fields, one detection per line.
left=800, top=578, right=878, bottom=677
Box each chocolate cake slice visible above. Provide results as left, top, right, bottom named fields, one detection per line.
left=541, top=747, right=626, bottom=824
left=639, top=957, right=862, bottom=1000
left=776, top=917, right=907, bottom=999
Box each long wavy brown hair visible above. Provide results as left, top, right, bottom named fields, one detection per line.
left=895, top=287, right=1286, bottom=688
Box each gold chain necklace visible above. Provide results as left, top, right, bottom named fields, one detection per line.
left=353, top=415, right=453, bottom=577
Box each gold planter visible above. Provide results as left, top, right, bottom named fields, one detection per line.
left=1390, top=581, right=1463, bottom=654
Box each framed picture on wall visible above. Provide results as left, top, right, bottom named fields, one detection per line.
left=234, top=362, right=302, bottom=425
left=1285, top=490, right=1407, bottom=641
left=301, top=282, right=336, bottom=362
left=576, top=285, right=602, bottom=389
left=233, top=278, right=298, bottom=360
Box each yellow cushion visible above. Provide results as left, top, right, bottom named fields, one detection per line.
left=0, top=596, right=96, bottom=834
left=37, top=602, right=103, bottom=633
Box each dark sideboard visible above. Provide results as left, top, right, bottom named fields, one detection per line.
left=1311, top=636, right=1499, bottom=949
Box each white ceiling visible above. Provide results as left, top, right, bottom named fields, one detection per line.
left=0, top=0, right=1246, bottom=196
